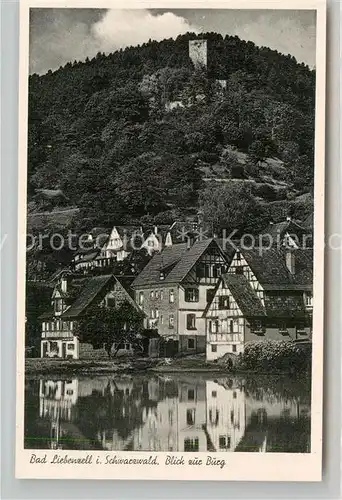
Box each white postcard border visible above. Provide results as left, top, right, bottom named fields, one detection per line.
left=16, top=0, right=326, bottom=481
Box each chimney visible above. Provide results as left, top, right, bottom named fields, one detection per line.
left=186, top=231, right=196, bottom=250
left=286, top=250, right=296, bottom=274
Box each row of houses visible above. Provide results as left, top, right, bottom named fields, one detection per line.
left=37, top=217, right=313, bottom=361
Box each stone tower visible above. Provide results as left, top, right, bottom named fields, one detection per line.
left=189, top=39, right=207, bottom=69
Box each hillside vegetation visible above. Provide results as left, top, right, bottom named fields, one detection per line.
left=28, top=32, right=315, bottom=235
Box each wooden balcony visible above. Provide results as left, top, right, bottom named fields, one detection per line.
left=42, top=331, right=74, bottom=340
left=208, top=333, right=242, bottom=343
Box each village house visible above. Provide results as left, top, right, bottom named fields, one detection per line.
left=72, top=225, right=144, bottom=272
left=204, top=247, right=313, bottom=361
left=131, top=237, right=230, bottom=354
left=260, top=217, right=313, bottom=249
left=39, top=272, right=143, bottom=359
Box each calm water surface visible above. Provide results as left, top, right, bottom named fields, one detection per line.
left=25, top=373, right=311, bottom=453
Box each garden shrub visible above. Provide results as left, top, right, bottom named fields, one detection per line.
left=239, top=340, right=311, bottom=374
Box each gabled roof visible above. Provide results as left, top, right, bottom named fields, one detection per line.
left=61, top=275, right=114, bottom=319
left=131, top=243, right=188, bottom=287
left=241, top=248, right=313, bottom=289
left=261, top=219, right=309, bottom=239
left=221, top=274, right=266, bottom=317
left=132, top=238, right=226, bottom=288
left=165, top=239, right=216, bottom=284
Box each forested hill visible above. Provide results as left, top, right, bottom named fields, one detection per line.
left=28, top=32, right=315, bottom=234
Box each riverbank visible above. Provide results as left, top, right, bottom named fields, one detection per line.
left=25, top=347, right=310, bottom=376
left=25, top=355, right=235, bottom=376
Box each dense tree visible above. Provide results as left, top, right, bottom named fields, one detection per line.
left=27, top=32, right=315, bottom=233
left=78, top=302, right=144, bottom=358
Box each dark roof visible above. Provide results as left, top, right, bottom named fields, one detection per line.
left=264, top=291, right=308, bottom=318
left=61, top=275, right=114, bottom=319
left=242, top=248, right=313, bottom=289
left=38, top=310, right=55, bottom=320
left=115, top=275, right=136, bottom=299
left=260, top=219, right=311, bottom=248
left=165, top=239, right=215, bottom=284
left=221, top=274, right=266, bottom=317
left=132, top=238, right=223, bottom=287
left=131, top=243, right=188, bottom=287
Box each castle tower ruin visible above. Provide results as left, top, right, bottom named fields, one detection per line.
left=189, top=39, right=207, bottom=69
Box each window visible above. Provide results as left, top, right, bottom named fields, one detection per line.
left=251, top=320, right=264, bottom=334
left=219, top=435, right=231, bottom=449
left=230, top=410, right=234, bottom=423
left=186, top=409, right=196, bottom=425
left=151, top=309, right=155, bottom=319
left=184, top=438, right=199, bottom=452
left=148, top=240, right=154, bottom=247
left=187, top=389, right=195, bottom=401
left=155, top=290, right=159, bottom=299
left=229, top=320, right=234, bottom=333
left=169, top=289, right=174, bottom=303
left=169, top=314, right=174, bottom=329
left=232, top=344, right=237, bottom=353
left=211, top=344, right=217, bottom=353
left=118, top=343, right=125, bottom=349
left=218, top=296, right=230, bottom=309
left=67, top=343, right=74, bottom=350
left=279, top=323, right=288, bottom=334
left=185, top=288, right=199, bottom=302
left=236, top=251, right=241, bottom=260
left=233, top=391, right=237, bottom=399
left=107, top=297, right=116, bottom=308
left=155, top=308, right=159, bottom=319
left=305, top=292, right=313, bottom=307
left=66, top=389, right=74, bottom=396
left=160, top=314, right=164, bottom=325
left=160, top=290, right=164, bottom=300
left=187, top=314, right=196, bottom=330
left=150, top=291, right=154, bottom=299
left=206, top=289, right=215, bottom=304
left=188, top=338, right=195, bottom=349
left=212, top=391, right=217, bottom=397
left=235, top=266, right=244, bottom=275
left=209, top=320, right=218, bottom=334
left=209, top=409, right=219, bottom=425
left=138, top=292, right=144, bottom=306
left=159, top=271, right=165, bottom=281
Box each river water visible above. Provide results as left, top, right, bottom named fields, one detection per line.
left=25, top=373, right=311, bottom=453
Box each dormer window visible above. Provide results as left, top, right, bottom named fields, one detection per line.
left=159, top=271, right=165, bottom=281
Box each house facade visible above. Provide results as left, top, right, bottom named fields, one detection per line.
left=39, top=273, right=142, bottom=359
left=132, top=238, right=229, bottom=354
left=205, top=248, right=313, bottom=361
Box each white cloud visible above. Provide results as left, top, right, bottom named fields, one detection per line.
left=30, top=9, right=199, bottom=74
left=92, top=9, right=199, bottom=51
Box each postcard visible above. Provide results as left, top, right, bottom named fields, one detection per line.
left=16, top=0, right=326, bottom=481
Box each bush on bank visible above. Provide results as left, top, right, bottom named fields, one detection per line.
left=236, top=340, right=312, bottom=374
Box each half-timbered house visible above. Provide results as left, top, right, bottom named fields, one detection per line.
left=131, top=237, right=230, bottom=354
left=39, top=273, right=142, bottom=359
left=204, top=247, right=313, bottom=360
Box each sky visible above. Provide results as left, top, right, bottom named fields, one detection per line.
left=29, top=8, right=316, bottom=75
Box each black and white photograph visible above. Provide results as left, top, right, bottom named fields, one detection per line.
left=16, top=1, right=326, bottom=481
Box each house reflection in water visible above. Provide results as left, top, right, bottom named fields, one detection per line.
left=35, top=375, right=310, bottom=453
